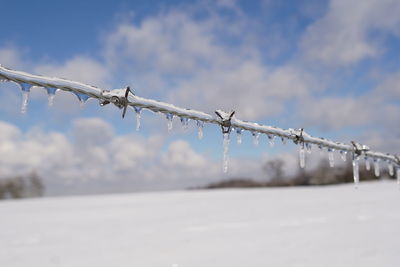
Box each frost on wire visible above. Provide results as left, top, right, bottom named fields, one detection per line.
left=0, top=65, right=399, bottom=187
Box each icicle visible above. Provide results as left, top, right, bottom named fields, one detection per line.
left=318, top=144, right=324, bottom=155
left=281, top=136, right=287, bottom=145
left=305, top=143, right=312, bottom=154
left=19, top=82, right=32, bottom=92
left=252, top=132, right=260, bottom=146
left=46, top=87, right=57, bottom=107
left=166, top=113, right=174, bottom=132
left=397, top=168, right=400, bottom=187
left=73, top=91, right=90, bottom=107
left=267, top=134, right=275, bottom=147
left=365, top=156, right=371, bottom=171
left=388, top=162, right=394, bottom=177
left=47, top=94, right=55, bottom=107
left=222, top=132, right=230, bottom=173
left=180, top=117, right=189, bottom=131
left=299, top=144, right=305, bottom=168
left=328, top=148, right=335, bottom=168
left=236, top=128, right=242, bottom=144
left=374, top=159, right=380, bottom=177
left=20, top=91, right=29, bottom=114
left=134, top=107, right=142, bottom=131
left=196, top=120, right=204, bottom=140
left=352, top=154, right=360, bottom=188
left=19, top=83, right=32, bottom=114
left=340, top=150, right=347, bottom=162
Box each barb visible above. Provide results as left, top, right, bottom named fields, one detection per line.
left=0, top=65, right=399, bottom=182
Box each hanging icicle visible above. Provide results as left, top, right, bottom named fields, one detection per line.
left=340, top=150, right=347, bottom=161
left=222, top=132, right=230, bottom=173
left=364, top=156, right=371, bottom=171
left=19, top=83, right=32, bottom=114
left=165, top=113, right=174, bottom=132
left=252, top=132, right=260, bottom=146
left=196, top=120, right=204, bottom=140
left=305, top=143, right=312, bottom=154
left=352, top=154, right=360, bottom=188
left=267, top=134, right=275, bottom=147
left=46, top=87, right=57, bottom=107
left=318, top=144, right=324, bottom=155
left=397, top=167, right=400, bottom=186
left=19, top=82, right=32, bottom=92
left=215, top=109, right=234, bottom=173
left=374, top=159, right=380, bottom=177
left=236, top=128, right=242, bottom=145
left=388, top=162, right=394, bottom=177
left=20, top=91, right=29, bottom=113
left=134, top=107, right=142, bottom=131
left=281, top=136, right=287, bottom=145
left=73, top=91, right=90, bottom=107
left=299, top=143, right=305, bottom=169
left=328, top=148, right=335, bottom=168
left=180, top=117, right=189, bottom=131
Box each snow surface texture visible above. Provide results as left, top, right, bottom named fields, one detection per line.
left=0, top=181, right=399, bottom=267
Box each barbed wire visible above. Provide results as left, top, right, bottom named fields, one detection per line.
left=1, top=65, right=399, bottom=186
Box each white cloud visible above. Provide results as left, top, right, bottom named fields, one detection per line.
left=1, top=4, right=316, bottom=121
left=298, top=78, right=400, bottom=152
left=34, top=56, right=110, bottom=87
left=0, top=121, right=21, bottom=142
left=72, top=117, right=114, bottom=147
left=169, top=63, right=315, bottom=120
left=296, top=66, right=400, bottom=134
left=103, top=8, right=253, bottom=79
left=374, top=72, right=400, bottom=100
left=301, top=0, right=400, bottom=65
left=299, top=97, right=372, bottom=130
left=0, top=46, right=26, bottom=69
left=0, top=118, right=265, bottom=195
left=161, top=140, right=208, bottom=169
left=102, top=6, right=316, bottom=121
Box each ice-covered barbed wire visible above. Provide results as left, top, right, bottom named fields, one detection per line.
left=1, top=65, right=399, bottom=186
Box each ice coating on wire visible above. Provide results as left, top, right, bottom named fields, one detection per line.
left=0, top=65, right=399, bottom=177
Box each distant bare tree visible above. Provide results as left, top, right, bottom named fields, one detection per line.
left=263, top=159, right=284, bottom=180
left=0, top=180, right=5, bottom=199
left=7, top=176, right=26, bottom=198
left=0, top=172, right=45, bottom=200
left=28, top=172, right=44, bottom=197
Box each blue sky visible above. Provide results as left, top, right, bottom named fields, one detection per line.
left=0, top=0, right=399, bottom=195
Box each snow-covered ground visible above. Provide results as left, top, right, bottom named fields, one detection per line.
left=0, top=181, right=399, bottom=267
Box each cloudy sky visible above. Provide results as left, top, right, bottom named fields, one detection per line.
left=0, top=0, right=399, bottom=195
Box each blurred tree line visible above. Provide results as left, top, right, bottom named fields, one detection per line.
left=201, top=158, right=395, bottom=189
left=0, top=172, right=44, bottom=199
left=263, top=158, right=388, bottom=186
